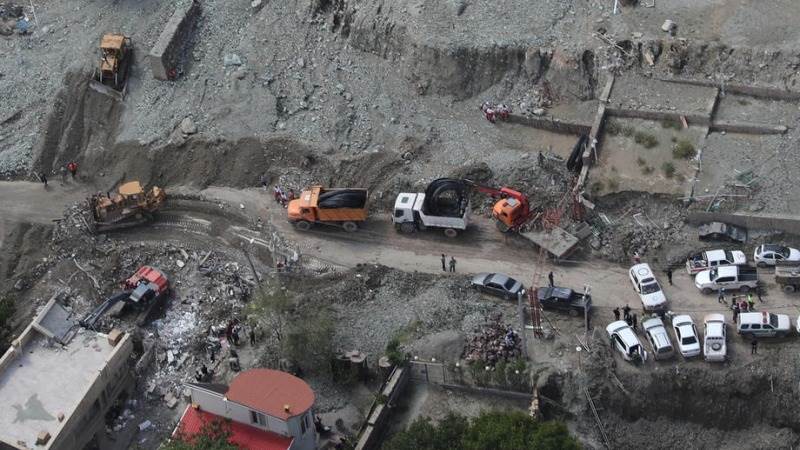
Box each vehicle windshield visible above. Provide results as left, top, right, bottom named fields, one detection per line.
left=641, top=282, right=661, bottom=295
left=724, top=250, right=734, bottom=261
left=780, top=248, right=791, bottom=258
left=709, top=268, right=718, bottom=280
left=503, top=278, right=516, bottom=290
left=682, top=335, right=697, bottom=345
left=769, top=314, right=779, bottom=328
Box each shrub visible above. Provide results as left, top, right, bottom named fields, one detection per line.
left=605, top=120, right=621, bottom=136
left=661, top=118, right=682, bottom=130
left=621, top=125, right=635, bottom=137
left=662, top=161, right=676, bottom=178
left=607, top=177, right=619, bottom=191
left=590, top=180, right=604, bottom=194
left=636, top=156, right=646, bottom=166
left=634, top=131, right=658, bottom=148
left=641, top=165, right=654, bottom=175
left=672, top=139, right=696, bottom=159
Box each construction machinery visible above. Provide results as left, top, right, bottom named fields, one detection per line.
left=465, top=180, right=536, bottom=233
left=85, top=181, right=166, bottom=233
left=393, top=178, right=470, bottom=237
left=80, top=266, right=170, bottom=329
left=287, top=186, right=369, bottom=232
left=89, top=33, right=133, bottom=100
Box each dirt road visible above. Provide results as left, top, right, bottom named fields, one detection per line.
left=200, top=187, right=800, bottom=325
left=0, top=181, right=90, bottom=247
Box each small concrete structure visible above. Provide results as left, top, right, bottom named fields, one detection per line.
left=149, top=0, right=201, bottom=80
left=0, top=297, right=134, bottom=449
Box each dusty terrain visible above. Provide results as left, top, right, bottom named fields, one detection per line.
left=4, top=0, right=800, bottom=449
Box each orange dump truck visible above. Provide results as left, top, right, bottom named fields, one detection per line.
left=287, top=186, right=368, bottom=232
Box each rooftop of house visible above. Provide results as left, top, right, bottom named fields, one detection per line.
left=174, top=406, right=294, bottom=450
left=0, top=299, right=129, bottom=449
left=226, top=368, right=315, bottom=420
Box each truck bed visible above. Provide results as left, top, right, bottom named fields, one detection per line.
left=310, top=188, right=368, bottom=222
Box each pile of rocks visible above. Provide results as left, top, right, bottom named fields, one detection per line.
left=462, top=315, right=522, bottom=366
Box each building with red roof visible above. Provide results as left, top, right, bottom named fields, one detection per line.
left=173, top=369, right=317, bottom=450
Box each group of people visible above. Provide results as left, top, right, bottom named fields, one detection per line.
left=272, top=184, right=295, bottom=207
left=40, top=161, right=78, bottom=188
left=613, top=304, right=638, bottom=330
left=479, top=101, right=511, bottom=123
left=205, top=319, right=261, bottom=373
left=440, top=254, right=457, bottom=272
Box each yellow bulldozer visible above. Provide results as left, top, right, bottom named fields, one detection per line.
left=89, top=33, right=133, bottom=100
left=85, top=181, right=166, bottom=233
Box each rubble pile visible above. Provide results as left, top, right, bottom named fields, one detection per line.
left=462, top=315, right=522, bottom=366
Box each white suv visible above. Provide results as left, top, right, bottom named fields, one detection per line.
left=606, top=320, right=648, bottom=362
left=628, top=264, right=668, bottom=312
left=703, top=314, right=727, bottom=362
left=671, top=315, right=701, bottom=358
left=642, top=317, right=674, bottom=360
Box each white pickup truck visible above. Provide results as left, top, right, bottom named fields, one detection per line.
left=685, top=249, right=747, bottom=274
left=695, top=265, right=759, bottom=294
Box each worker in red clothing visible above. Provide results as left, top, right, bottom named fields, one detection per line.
left=66, top=161, right=78, bottom=179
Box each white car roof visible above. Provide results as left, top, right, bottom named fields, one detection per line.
left=704, top=313, right=725, bottom=323
left=642, top=317, right=665, bottom=331
left=672, top=314, right=694, bottom=327
left=714, top=265, right=739, bottom=277
left=606, top=321, right=639, bottom=346
left=705, top=249, right=726, bottom=260
left=706, top=321, right=724, bottom=336
left=631, top=263, right=654, bottom=279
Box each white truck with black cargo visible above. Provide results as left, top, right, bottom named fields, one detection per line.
left=694, top=265, right=759, bottom=294
left=393, top=178, right=470, bottom=238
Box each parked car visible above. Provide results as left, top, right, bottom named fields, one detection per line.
left=642, top=317, right=674, bottom=360
left=536, top=286, right=591, bottom=317
left=703, top=314, right=727, bottom=362
left=694, top=265, right=759, bottom=294
left=753, top=244, right=800, bottom=267
left=698, top=222, right=747, bottom=243
left=471, top=273, right=524, bottom=299
left=775, top=265, right=800, bottom=293
left=685, top=249, right=747, bottom=274
left=737, top=311, right=791, bottom=338
left=606, top=320, right=647, bottom=362
left=671, top=315, right=701, bottom=358
left=628, top=264, right=668, bottom=312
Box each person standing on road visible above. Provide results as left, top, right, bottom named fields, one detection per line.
left=449, top=256, right=456, bottom=273
left=441, top=254, right=447, bottom=271
left=632, top=251, right=641, bottom=264
left=548, top=271, right=554, bottom=287
left=260, top=173, right=269, bottom=191
left=623, top=304, right=631, bottom=321
left=665, top=267, right=673, bottom=285
left=631, top=313, right=638, bottom=331
left=747, top=293, right=755, bottom=311
left=40, top=172, right=48, bottom=188
left=67, top=161, right=78, bottom=179
left=613, top=307, right=620, bottom=321
left=751, top=338, right=758, bottom=355
left=732, top=303, right=740, bottom=323
left=718, top=288, right=726, bottom=304
left=60, top=165, right=67, bottom=184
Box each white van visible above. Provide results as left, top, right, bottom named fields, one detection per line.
left=642, top=317, right=674, bottom=360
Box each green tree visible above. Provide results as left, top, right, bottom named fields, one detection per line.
left=382, top=411, right=579, bottom=450
left=383, top=414, right=468, bottom=450
left=162, top=417, right=239, bottom=450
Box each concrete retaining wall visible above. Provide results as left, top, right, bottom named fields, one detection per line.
left=506, top=114, right=591, bottom=136
left=149, top=1, right=201, bottom=80
left=355, top=366, right=409, bottom=450
left=606, top=107, right=710, bottom=127
left=687, top=211, right=800, bottom=235
left=659, top=77, right=800, bottom=102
